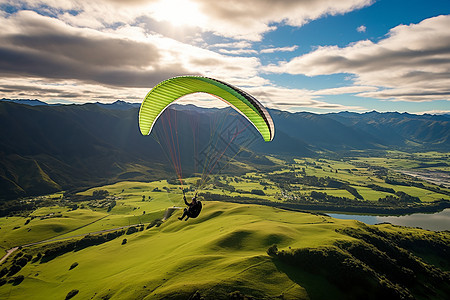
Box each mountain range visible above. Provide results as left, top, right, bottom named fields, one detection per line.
left=0, top=99, right=448, bottom=200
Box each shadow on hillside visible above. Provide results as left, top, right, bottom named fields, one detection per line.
left=199, top=210, right=224, bottom=222
left=215, top=230, right=253, bottom=250
left=272, top=259, right=344, bottom=300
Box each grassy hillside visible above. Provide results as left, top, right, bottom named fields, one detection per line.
left=1, top=188, right=449, bottom=299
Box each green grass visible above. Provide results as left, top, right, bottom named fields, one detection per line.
left=390, top=186, right=447, bottom=202
left=1, top=201, right=360, bottom=300
left=1, top=151, right=449, bottom=298
left=0, top=209, right=107, bottom=250
left=354, top=186, right=392, bottom=201
left=1, top=176, right=449, bottom=300
left=354, top=151, right=450, bottom=172
left=2, top=199, right=448, bottom=299
left=0, top=181, right=184, bottom=250
left=282, top=154, right=449, bottom=203
left=308, top=188, right=355, bottom=199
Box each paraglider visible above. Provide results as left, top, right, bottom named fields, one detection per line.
left=138, top=76, right=274, bottom=221
left=178, top=192, right=202, bottom=221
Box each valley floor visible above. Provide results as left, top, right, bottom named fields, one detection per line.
left=1, top=196, right=449, bottom=299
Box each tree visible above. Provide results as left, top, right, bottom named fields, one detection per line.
left=65, top=289, right=79, bottom=300
left=12, top=275, right=24, bottom=286
left=267, top=244, right=278, bottom=256
left=251, top=189, right=265, bottom=196
left=126, top=226, right=138, bottom=235
left=69, top=262, right=78, bottom=270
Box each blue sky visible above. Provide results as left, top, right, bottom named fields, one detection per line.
left=0, top=0, right=449, bottom=114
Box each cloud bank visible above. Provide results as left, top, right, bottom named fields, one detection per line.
left=265, top=15, right=450, bottom=102
left=0, top=0, right=448, bottom=112
left=0, top=2, right=369, bottom=110
left=2, top=0, right=374, bottom=40
left=0, top=11, right=263, bottom=97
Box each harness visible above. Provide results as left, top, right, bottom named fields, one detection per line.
left=187, top=201, right=202, bottom=218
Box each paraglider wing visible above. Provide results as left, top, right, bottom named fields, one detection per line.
left=139, top=76, right=274, bottom=141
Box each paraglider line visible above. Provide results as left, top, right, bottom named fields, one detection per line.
left=168, top=108, right=183, bottom=186
left=198, top=121, right=250, bottom=191
left=199, top=110, right=232, bottom=189
left=160, top=110, right=183, bottom=186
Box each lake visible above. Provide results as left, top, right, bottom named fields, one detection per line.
left=328, top=208, right=450, bottom=231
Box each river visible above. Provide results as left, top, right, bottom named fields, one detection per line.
left=328, top=208, right=450, bottom=231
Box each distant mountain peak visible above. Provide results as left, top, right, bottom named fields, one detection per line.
left=0, top=98, right=49, bottom=106
left=94, top=100, right=140, bottom=110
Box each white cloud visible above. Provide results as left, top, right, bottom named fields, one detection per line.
left=312, top=85, right=378, bottom=95
left=59, top=11, right=104, bottom=29
left=357, top=25, right=366, bottom=32
left=0, top=10, right=268, bottom=103
left=209, top=41, right=254, bottom=49
left=245, top=85, right=364, bottom=111
left=2, top=0, right=374, bottom=41
left=0, top=77, right=148, bottom=103
left=0, top=0, right=381, bottom=112
left=260, top=45, right=298, bottom=54
left=416, top=109, right=450, bottom=115
left=265, top=15, right=450, bottom=102
left=191, top=0, right=374, bottom=40
left=218, top=49, right=258, bottom=55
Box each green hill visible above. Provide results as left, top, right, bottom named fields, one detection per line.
left=1, top=199, right=448, bottom=299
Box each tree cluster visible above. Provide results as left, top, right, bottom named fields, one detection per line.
left=0, top=252, right=32, bottom=286
left=272, top=226, right=450, bottom=300
left=274, top=246, right=410, bottom=299
left=92, top=189, right=109, bottom=199
left=309, top=191, right=361, bottom=205
left=269, top=174, right=364, bottom=199
left=367, top=184, right=396, bottom=194
left=378, top=191, right=421, bottom=205
left=0, top=198, right=42, bottom=217
left=39, top=230, right=127, bottom=262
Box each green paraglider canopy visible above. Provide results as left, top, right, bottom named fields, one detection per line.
left=139, top=76, right=274, bottom=141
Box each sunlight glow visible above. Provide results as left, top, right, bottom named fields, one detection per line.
left=150, top=0, right=206, bottom=27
